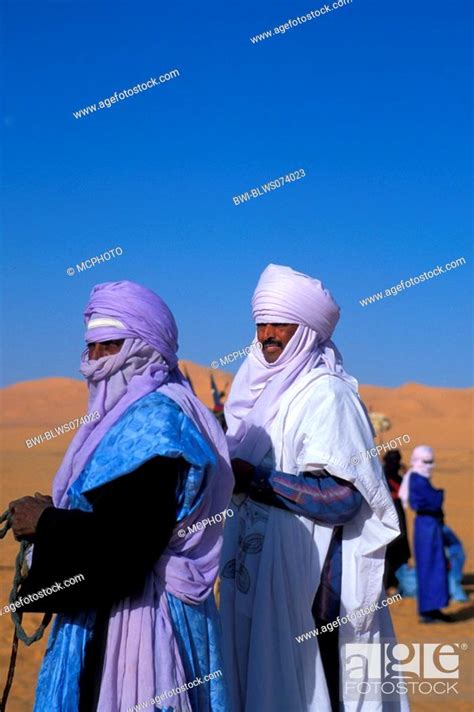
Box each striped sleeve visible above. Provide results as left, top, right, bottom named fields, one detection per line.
left=250, top=466, right=363, bottom=524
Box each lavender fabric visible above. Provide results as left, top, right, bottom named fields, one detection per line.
left=225, top=264, right=357, bottom=464
left=50, top=280, right=233, bottom=710
left=251, top=263, right=340, bottom=337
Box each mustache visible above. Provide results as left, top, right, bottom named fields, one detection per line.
left=262, top=338, right=283, bottom=348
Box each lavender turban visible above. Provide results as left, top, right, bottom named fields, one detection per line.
left=84, top=281, right=179, bottom=369
left=225, top=264, right=354, bottom=463
left=252, top=264, right=340, bottom=342
left=54, top=279, right=232, bottom=508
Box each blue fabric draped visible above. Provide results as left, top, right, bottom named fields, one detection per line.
left=394, top=525, right=468, bottom=602
left=33, top=392, right=228, bottom=711
left=443, top=525, right=468, bottom=602
left=409, top=473, right=449, bottom=614
left=167, top=593, right=227, bottom=711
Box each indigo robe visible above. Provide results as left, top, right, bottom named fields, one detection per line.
left=409, top=472, right=449, bottom=614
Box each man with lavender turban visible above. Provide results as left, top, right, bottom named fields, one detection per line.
left=9, top=281, right=233, bottom=711
left=219, top=264, right=408, bottom=712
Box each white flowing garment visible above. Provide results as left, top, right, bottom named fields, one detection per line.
left=220, top=372, right=410, bottom=712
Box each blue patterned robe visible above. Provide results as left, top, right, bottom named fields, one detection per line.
left=33, top=392, right=229, bottom=711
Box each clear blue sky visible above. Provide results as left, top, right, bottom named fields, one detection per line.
left=2, top=0, right=472, bottom=387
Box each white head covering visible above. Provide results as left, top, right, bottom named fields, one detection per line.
left=225, top=264, right=357, bottom=464
left=220, top=268, right=406, bottom=712
left=399, top=444, right=435, bottom=507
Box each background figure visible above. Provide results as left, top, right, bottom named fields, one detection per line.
left=382, top=450, right=411, bottom=592
left=400, top=445, right=451, bottom=623
left=210, top=373, right=227, bottom=430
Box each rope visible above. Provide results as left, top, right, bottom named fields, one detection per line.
left=0, top=509, right=52, bottom=711
left=0, top=624, right=19, bottom=712
left=0, top=510, right=12, bottom=539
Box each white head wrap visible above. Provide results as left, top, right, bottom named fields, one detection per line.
left=399, top=444, right=435, bottom=507
left=225, top=264, right=356, bottom=464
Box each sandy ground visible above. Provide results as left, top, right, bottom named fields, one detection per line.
left=0, top=372, right=472, bottom=710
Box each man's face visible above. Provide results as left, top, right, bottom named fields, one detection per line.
left=422, top=457, right=435, bottom=473
left=256, top=323, right=298, bottom=363
left=87, top=339, right=124, bottom=361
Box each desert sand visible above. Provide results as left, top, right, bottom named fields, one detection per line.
left=1, top=366, right=472, bottom=711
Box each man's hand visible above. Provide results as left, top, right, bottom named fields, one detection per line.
left=34, top=492, right=53, bottom=506
left=231, top=459, right=255, bottom=494
left=9, top=493, right=53, bottom=540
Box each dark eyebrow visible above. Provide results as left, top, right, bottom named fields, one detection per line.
left=87, top=340, right=123, bottom=347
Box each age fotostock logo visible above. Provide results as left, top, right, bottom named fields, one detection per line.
left=343, top=643, right=467, bottom=699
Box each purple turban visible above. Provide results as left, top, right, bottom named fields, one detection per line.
left=252, top=264, right=340, bottom=342
left=83, top=281, right=179, bottom=369
left=225, top=264, right=353, bottom=463
left=54, top=278, right=232, bottom=507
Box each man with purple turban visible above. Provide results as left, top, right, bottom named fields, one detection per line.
left=219, top=265, right=408, bottom=711
left=9, top=281, right=233, bottom=711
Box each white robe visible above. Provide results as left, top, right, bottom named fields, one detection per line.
left=220, top=372, right=410, bottom=711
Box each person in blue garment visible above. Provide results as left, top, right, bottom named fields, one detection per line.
left=9, top=280, right=234, bottom=711
left=399, top=445, right=451, bottom=623
left=443, top=524, right=469, bottom=602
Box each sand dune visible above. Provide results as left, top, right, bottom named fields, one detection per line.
left=0, top=369, right=472, bottom=711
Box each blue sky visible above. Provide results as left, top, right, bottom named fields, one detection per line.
left=2, top=0, right=472, bottom=387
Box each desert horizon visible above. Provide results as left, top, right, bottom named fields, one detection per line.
left=1, top=365, right=473, bottom=710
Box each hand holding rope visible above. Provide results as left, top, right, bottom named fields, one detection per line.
left=0, top=509, right=52, bottom=712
